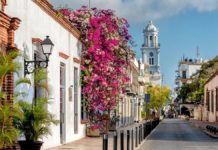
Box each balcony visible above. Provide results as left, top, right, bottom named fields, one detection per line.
left=141, top=43, right=160, bottom=48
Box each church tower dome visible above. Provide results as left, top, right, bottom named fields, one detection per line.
left=141, top=21, right=161, bottom=86
left=144, top=21, right=158, bottom=32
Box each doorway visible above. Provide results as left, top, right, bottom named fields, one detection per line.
left=60, top=63, right=66, bottom=143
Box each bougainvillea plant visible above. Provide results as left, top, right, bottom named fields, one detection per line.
left=59, top=6, right=134, bottom=132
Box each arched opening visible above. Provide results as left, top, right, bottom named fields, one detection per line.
left=181, top=106, right=190, bottom=117
left=149, top=52, right=154, bottom=65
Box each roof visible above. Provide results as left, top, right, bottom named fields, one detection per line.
left=205, top=70, right=218, bottom=85
left=33, top=0, right=81, bottom=39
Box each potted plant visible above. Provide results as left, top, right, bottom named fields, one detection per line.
left=0, top=93, right=23, bottom=150
left=14, top=69, right=58, bottom=150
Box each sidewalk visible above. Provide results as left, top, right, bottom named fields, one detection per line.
left=48, top=122, right=144, bottom=150
left=48, top=136, right=112, bottom=150
left=189, top=119, right=218, bottom=138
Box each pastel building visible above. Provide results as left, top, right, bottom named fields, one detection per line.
left=204, top=71, right=218, bottom=122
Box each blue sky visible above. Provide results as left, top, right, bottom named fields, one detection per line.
left=130, top=10, right=218, bottom=88
left=50, top=0, right=218, bottom=88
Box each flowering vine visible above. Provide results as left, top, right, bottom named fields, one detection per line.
left=60, top=7, right=134, bottom=132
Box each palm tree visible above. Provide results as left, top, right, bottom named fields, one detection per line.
left=14, top=68, right=58, bottom=148
left=0, top=50, right=23, bottom=149
left=0, top=50, right=21, bottom=90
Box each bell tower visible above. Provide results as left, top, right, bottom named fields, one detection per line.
left=141, top=21, right=161, bottom=86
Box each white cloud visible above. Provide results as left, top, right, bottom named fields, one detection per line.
left=49, top=0, right=218, bottom=23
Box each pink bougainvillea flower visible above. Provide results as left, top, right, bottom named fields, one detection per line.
left=60, top=6, right=134, bottom=132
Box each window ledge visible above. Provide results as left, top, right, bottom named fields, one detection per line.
left=81, top=120, right=88, bottom=124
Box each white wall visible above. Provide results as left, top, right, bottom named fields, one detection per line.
left=178, top=63, right=201, bottom=87
left=6, top=0, right=85, bottom=149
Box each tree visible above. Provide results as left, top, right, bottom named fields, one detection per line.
left=60, top=7, right=134, bottom=132
left=147, top=86, right=170, bottom=112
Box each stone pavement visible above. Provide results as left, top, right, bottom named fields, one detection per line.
left=48, top=136, right=111, bottom=150
left=48, top=122, right=146, bottom=150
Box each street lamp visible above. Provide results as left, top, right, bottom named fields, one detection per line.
left=24, top=36, right=54, bottom=76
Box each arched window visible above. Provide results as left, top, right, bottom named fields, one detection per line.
left=149, top=52, right=154, bottom=65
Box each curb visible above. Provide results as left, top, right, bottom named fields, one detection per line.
left=190, top=121, right=218, bottom=139
left=202, top=129, right=218, bottom=139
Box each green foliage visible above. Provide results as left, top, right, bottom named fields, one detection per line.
left=14, top=69, right=58, bottom=142
left=141, top=111, right=146, bottom=119
left=146, top=86, right=170, bottom=110
left=0, top=50, right=21, bottom=89
left=0, top=50, right=23, bottom=149
left=178, top=56, right=218, bottom=103
left=0, top=92, right=23, bottom=149
left=14, top=98, right=58, bottom=142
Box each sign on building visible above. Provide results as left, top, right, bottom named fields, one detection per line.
left=144, top=94, right=150, bottom=103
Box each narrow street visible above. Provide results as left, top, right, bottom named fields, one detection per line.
left=139, top=119, right=218, bottom=150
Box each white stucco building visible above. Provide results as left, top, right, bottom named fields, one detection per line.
left=141, top=21, right=161, bottom=86
left=175, top=57, right=205, bottom=88
left=5, top=0, right=86, bottom=149
left=175, top=56, right=206, bottom=116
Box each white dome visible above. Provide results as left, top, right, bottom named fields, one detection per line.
left=144, top=21, right=158, bottom=32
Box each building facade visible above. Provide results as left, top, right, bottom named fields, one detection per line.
left=175, top=57, right=205, bottom=116
left=175, top=57, right=204, bottom=88
left=117, top=58, right=140, bottom=127
left=204, top=71, right=218, bottom=122
left=5, top=0, right=85, bottom=149
left=141, top=21, right=161, bottom=86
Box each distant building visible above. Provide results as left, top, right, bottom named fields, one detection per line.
left=141, top=21, right=161, bottom=86
left=203, top=71, right=218, bottom=122
left=175, top=57, right=205, bottom=88
left=175, top=55, right=206, bottom=116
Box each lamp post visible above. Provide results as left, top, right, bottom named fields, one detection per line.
left=24, top=36, right=54, bottom=76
